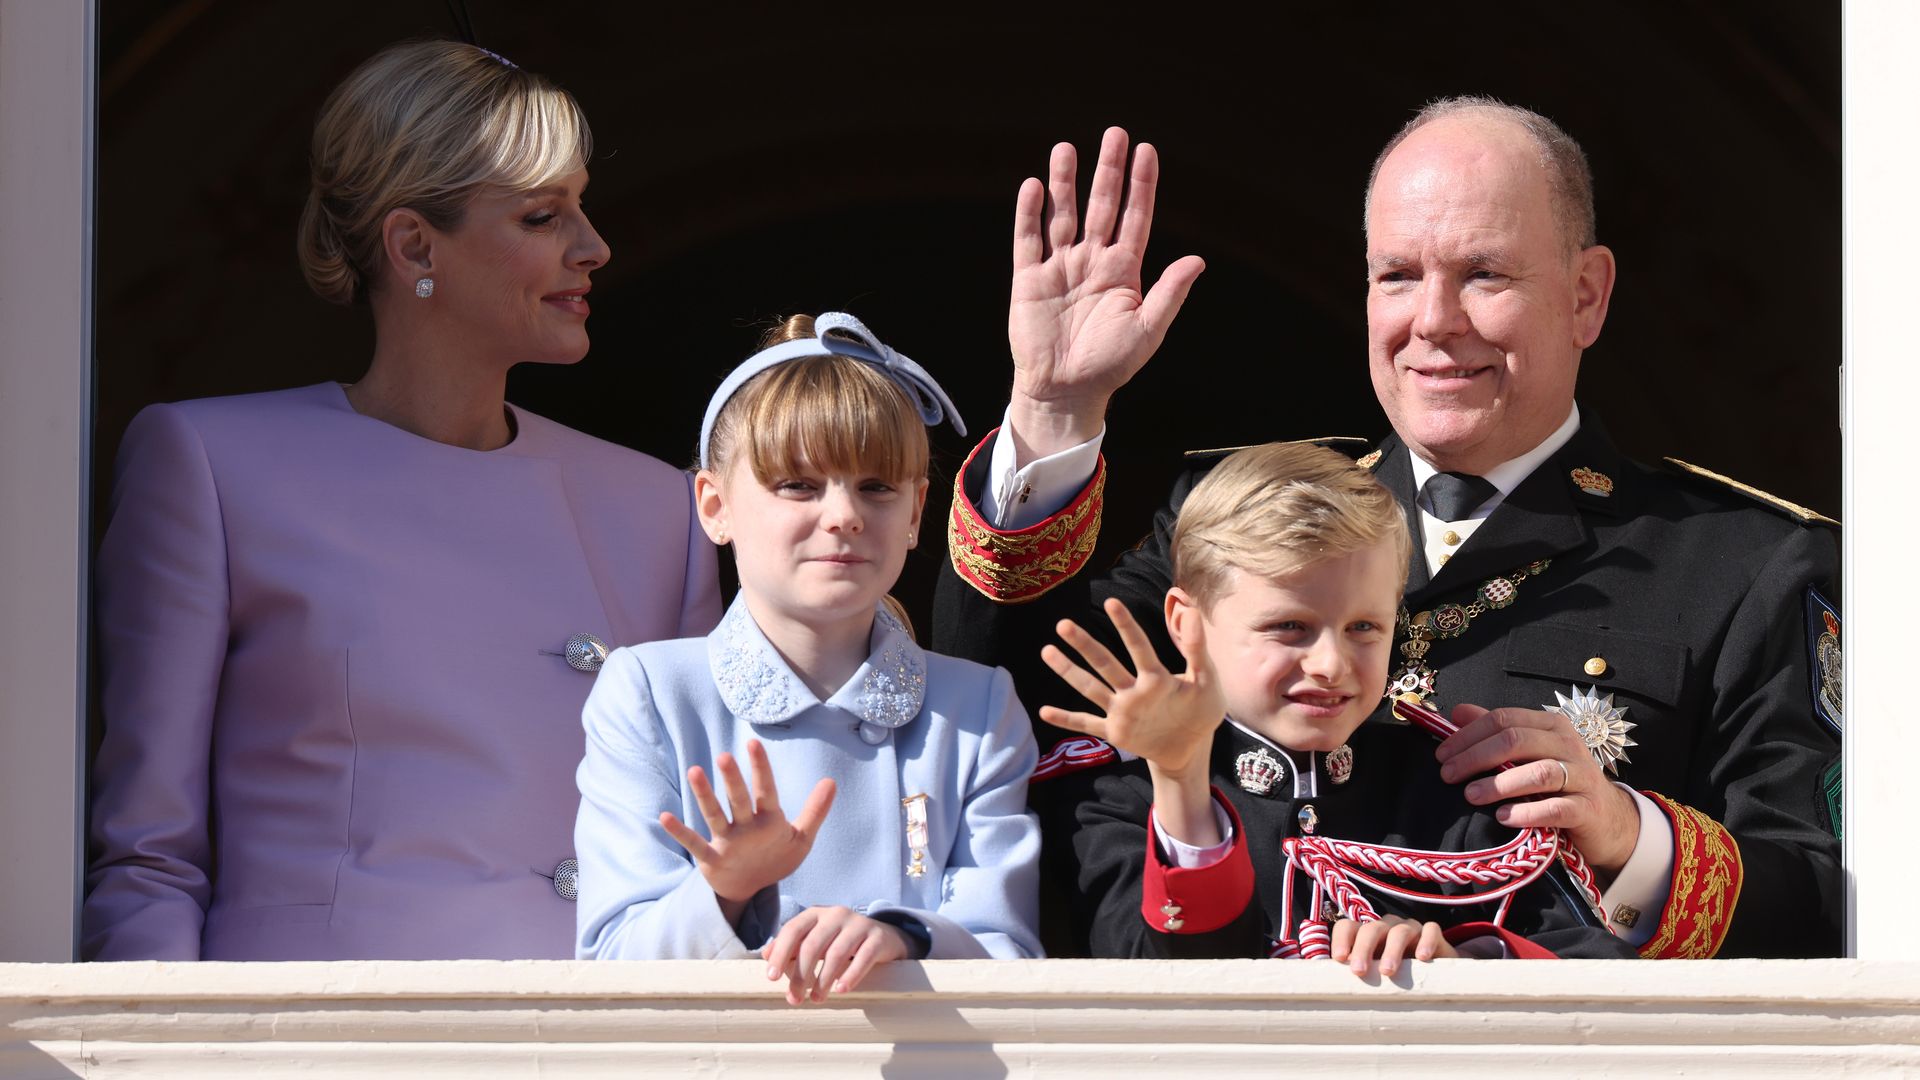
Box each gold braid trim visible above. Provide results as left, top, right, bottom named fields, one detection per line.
left=947, top=453, right=1106, bottom=605
left=1639, top=792, right=1744, bottom=959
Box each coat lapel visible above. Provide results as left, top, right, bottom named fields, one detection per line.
left=1367, top=432, right=1431, bottom=594
left=1398, top=415, right=1635, bottom=610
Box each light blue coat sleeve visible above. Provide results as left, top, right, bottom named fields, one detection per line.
left=574, top=648, right=757, bottom=959
left=871, top=666, right=1042, bottom=959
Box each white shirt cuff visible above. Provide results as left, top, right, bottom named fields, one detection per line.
left=1598, top=784, right=1675, bottom=948
left=1151, top=800, right=1236, bottom=869
left=980, top=407, right=1106, bottom=530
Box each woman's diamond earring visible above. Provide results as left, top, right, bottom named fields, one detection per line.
left=415, top=277, right=435, bottom=299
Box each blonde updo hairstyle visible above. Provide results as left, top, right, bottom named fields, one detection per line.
left=704, top=315, right=931, bottom=486
left=1172, top=442, right=1412, bottom=612
left=297, top=40, right=592, bottom=305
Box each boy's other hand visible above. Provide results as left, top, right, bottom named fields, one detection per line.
left=659, top=739, right=836, bottom=924
left=1329, top=915, right=1457, bottom=978
left=760, top=906, right=912, bottom=1005
left=1006, top=127, right=1205, bottom=461
left=1038, top=597, right=1224, bottom=777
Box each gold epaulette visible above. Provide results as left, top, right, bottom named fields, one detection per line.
left=1662, top=458, right=1839, bottom=527
left=1183, top=436, right=1374, bottom=462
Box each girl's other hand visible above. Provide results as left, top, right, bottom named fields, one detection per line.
left=760, top=906, right=913, bottom=1004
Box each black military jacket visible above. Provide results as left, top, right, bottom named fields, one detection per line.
left=1059, top=718, right=1637, bottom=960
left=934, top=414, right=1843, bottom=958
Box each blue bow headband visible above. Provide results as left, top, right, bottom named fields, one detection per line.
left=697, top=312, right=967, bottom=469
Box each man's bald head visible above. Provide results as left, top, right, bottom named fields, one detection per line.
left=1364, top=97, right=1596, bottom=255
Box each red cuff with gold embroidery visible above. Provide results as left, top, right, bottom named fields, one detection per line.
left=1637, top=791, right=1745, bottom=959
left=1443, top=922, right=1560, bottom=959
left=947, top=428, right=1105, bottom=604
left=1141, top=790, right=1254, bottom=935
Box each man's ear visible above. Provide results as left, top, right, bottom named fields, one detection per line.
left=1571, top=243, right=1616, bottom=349
left=693, top=468, right=730, bottom=545
left=380, top=207, right=435, bottom=293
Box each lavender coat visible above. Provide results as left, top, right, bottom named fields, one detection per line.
left=83, top=383, right=720, bottom=960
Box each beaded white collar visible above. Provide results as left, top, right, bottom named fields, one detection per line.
left=706, top=595, right=927, bottom=735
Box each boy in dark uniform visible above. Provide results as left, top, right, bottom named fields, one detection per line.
left=1040, top=442, right=1634, bottom=966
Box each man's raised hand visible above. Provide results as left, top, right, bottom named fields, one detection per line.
left=1008, top=127, right=1205, bottom=459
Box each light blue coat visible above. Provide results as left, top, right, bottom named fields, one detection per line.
left=575, top=596, right=1042, bottom=960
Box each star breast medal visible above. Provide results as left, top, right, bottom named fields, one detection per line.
left=1544, top=684, right=1637, bottom=774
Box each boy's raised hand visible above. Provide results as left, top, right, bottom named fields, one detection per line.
left=1038, top=597, right=1224, bottom=777
left=659, top=739, right=836, bottom=924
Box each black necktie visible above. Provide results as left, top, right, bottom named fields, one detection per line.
left=1421, top=471, right=1497, bottom=522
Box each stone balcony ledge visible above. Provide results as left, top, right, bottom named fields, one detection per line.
left=4, top=958, right=1919, bottom=1076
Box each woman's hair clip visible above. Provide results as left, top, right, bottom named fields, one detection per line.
left=476, top=46, right=519, bottom=70
left=698, top=312, right=967, bottom=469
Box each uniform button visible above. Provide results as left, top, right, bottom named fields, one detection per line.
left=1297, top=804, right=1319, bottom=834
left=1611, top=902, right=1640, bottom=929
left=1439, top=553, right=1452, bottom=565
left=1584, top=656, right=1608, bottom=677
left=1442, top=530, right=1462, bottom=546
left=857, top=721, right=891, bottom=745
left=553, top=858, right=579, bottom=901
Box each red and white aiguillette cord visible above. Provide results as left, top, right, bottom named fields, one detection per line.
left=1270, top=699, right=1609, bottom=958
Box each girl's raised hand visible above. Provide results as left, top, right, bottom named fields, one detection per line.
left=1037, top=597, right=1224, bottom=776
left=659, top=740, right=836, bottom=920
left=760, top=905, right=912, bottom=1005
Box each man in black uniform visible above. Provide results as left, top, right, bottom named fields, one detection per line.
left=935, top=101, right=1842, bottom=958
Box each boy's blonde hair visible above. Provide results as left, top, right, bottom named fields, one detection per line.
left=298, top=40, right=593, bottom=305
left=1172, top=442, right=1411, bottom=610
left=704, top=315, right=930, bottom=484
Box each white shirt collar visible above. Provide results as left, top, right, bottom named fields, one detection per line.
left=707, top=594, right=927, bottom=730
left=1408, top=403, right=1582, bottom=517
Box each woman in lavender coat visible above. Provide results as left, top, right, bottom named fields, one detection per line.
left=82, top=41, right=720, bottom=961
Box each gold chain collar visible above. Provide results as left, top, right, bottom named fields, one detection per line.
left=1385, top=559, right=1552, bottom=707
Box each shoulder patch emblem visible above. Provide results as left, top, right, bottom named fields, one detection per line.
left=1570, top=467, right=1614, bottom=497
left=1357, top=449, right=1383, bottom=470
left=1663, top=458, right=1840, bottom=527
left=1806, top=587, right=1842, bottom=736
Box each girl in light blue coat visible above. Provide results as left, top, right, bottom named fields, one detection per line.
left=575, top=313, right=1042, bottom=1000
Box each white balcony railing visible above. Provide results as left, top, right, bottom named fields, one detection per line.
left=5, top=959, right=1919, bottom=1076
